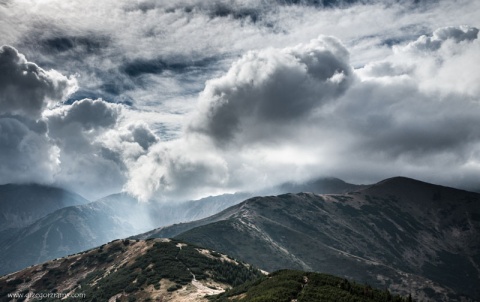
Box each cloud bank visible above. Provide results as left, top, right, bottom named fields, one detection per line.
left=125, top=26, right=480, bottom=201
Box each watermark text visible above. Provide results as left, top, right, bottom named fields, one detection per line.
left=7, top=292, right=86, bottom=300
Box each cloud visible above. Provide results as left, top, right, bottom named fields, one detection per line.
left=405, top=25, right=478, bottom=52
left=124, top=25, right=480, bottom=201
left=321, top=25, right=480, bottom=187
left=0, top=117, right=60, bottom=185
left=124, top=137, right=229, bottom=202
left=1, top=1, right=480, bottom=200
left=41, top=99, right=128, bottom=198
left=4, top=0, right=477, bottom=112
left=189, top=36, right=352, bottom=145
left=47, top=98, right=121, bottom=131
left=0, top=45, right=77, bottom=118
left=0, top=44, right=163, bottom=199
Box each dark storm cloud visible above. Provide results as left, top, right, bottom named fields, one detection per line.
left=189, top=36, right=353, bottom=145
left=0, top=45, right=76, bottom=118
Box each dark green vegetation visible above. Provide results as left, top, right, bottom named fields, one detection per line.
left=0, top=239, right=262, bottom=302
left=138, top=177, right=480, bottom=301
left=75, top=240, right=262, bottom=301
left=210, top=270, right=413, bottom=302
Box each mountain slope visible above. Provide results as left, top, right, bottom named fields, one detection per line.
left=0, top=191, right=253, bottom=276
left=0, top=184, right=89, bottom=232
left=138, top=177, right=480, bottom=301
left=134, top=177, right=363, bottom=240
left=0, top=238, right=263, bottom=302
left=0, top=176, right=361, bottom=276
left=0, top=193, right=148, bottom=276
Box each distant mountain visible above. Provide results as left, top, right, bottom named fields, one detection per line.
left=0, top=191, right=253, bottom=276
left=0, top=183, right=89, bottom=232
left=0, top=238, right=263, bottom=302
left=136, top=177, right=480, bottom=301
left=211, top=269, right=413, bottom=302
left=0, top=177, right=359, bottom=276
left=276, top=176, right=365, bottom=195
left=0, top=193, right=149, bottom=275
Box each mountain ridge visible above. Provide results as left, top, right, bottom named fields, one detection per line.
left=134, top=176, right=480, bottom=301
left=0, top=177, right=360, bottom=276
left=0, top=183, right=90, bottom=232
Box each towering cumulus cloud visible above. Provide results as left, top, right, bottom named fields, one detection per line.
left=0, top=45, right=76, bottom=118
left=0, top=45, right=75, bottom=186
left=0, top=45, right=157, bottom=199
left=126, top=36, right=354, bottom=201
left=190, top=36, right=352, bottom=145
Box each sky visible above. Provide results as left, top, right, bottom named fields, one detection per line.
left=0, top=0, right=479, bottom=202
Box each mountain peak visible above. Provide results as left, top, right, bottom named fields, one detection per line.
left=376, top=176, right=431, bottom=186
left=0, top=183, right=89, bottom=232
left=363, top=176, right=477, bottom=199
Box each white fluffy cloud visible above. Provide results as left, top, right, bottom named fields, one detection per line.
left=124, top=138, right=229, bottom=202
left=189, top=36, right=352, bottom=145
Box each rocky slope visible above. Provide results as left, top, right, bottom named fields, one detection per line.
left=0, top=238, right=263, bottom=302
left=136, top=177, right=480, bottom=301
